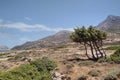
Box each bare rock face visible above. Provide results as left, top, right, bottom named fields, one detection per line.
left=52, top=71, right=71, bottom=80
left=96, top=15, right=120, bottom=33
left=52, top=72, right=62, bottom=80
left=95, top=15, right=120, bottom=42
left=11, top=30, right=72, bottom=50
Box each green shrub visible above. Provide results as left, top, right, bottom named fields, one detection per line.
left=0, top=64, right=41, bottom=80
left=0, top=57, right=57, bottom=80
left=30, top=57, right=57, bottom=72
left=108, top=48, right=120, bottom=63
left=103, top=46, right=120, bottom=50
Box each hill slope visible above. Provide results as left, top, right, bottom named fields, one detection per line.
left=12, top=30, right=72, bottom=50
left=96, top=15, right=120, bottom=33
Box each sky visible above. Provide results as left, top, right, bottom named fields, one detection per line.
left=0, top=0, right=120, bottom=48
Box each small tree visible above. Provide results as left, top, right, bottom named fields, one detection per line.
left=70, top=26, right=107, bottom=60
left=70, top=26, right=90, bottom=59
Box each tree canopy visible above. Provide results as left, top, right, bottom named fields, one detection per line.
left=70, top=26, right=107, bottom=60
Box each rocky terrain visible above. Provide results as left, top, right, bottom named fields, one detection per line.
left=0, top=43, right=120, bottom=80
left=96, top=15, right=120, bottom=33
left=12, top=30, right=72, bottom=50
left=11, top=15, right=120, bottom=51
left=96, top=15, right=120, bottom=42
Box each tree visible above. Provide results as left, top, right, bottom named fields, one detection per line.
left=70, top=26, right=107, bottom=60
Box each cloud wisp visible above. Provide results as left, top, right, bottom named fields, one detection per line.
left=24, top=17, right=32, bottom=21
left=0, top=20, right=73, bottom=32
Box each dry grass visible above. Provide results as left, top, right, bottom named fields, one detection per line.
left=0, top=43, right=120, bottom=79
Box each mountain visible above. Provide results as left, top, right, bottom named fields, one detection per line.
left=96, top=15, right=120, bottom=41
left=12, top=30, right=72, bottom=50
left=96, top=15, right=120, bottom=33
left=0, top=46, right=9, bottom=50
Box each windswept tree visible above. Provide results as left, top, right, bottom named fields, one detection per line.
left=70, top=26, right=107, bottom=60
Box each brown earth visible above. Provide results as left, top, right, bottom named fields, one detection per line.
left=0, top=43, right=119, bottom=80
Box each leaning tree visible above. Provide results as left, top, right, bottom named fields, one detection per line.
left=70, top=26, right=107, bottom=60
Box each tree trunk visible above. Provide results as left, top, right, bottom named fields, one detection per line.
left=99, top=40, right=106, bottom=58
left=89, top=42, right=96, bottom=60
left=84, top=43, right=90, bottom=59
left=93, top=42, right=99, bottom=59
left=101, top=47, right=106, bottom=58
left=95, top=41, right=103, bottom=58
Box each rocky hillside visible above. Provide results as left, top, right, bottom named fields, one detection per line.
left=12, top=30, right=72, bottom=50
left=12, top=15, right=120, bottom=50
left=96, top=15, right=120, bottom=33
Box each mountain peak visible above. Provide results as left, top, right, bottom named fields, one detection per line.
left=96, top=15, right=120, bottom=32
left=107, top=15, right=120, bottom=21
left=107, top=15, right=116, bottom=18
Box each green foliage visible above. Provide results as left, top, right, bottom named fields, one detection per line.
left=0, top=57, right=57, bottom=80
left=30, top=57, right=57, bottom=72
left=106, top=48, right=120, bottom=63
left=0, top=64, right=41, bottom=80
left=70, top=26, right=89, bottom=43
left=70, top=26, right=107, bottom=44
left=70, top=26, right=107, bottom=60
left=109, top=48, right=120, bottom=63
left=103, top=46, right=120, bottom=50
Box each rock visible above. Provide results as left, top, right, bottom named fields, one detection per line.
left=52, top=71, right=71, bottom=80
left=54, top=72, right=61, bottom=77
left=52, top=72, right=62, bottom=80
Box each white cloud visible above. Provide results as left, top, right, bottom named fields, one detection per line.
left=0, top=20, right=73, bottom=32
left=24, top=17, right=32, bottom=21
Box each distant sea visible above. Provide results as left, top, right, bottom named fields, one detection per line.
left=0, top=50, right=9, bottom=52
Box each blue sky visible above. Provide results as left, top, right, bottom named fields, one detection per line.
left=0, top=0, right=120, bottom=48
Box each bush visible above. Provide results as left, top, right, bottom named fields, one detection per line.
left=30, top=57, right=57, bottom=72
left=0, top=57, right=57, bottom=80
left=108, top=48, right=120, bottom=63
left=0, top=64, right=41, bottom=80
left=103, top=46, right=120, bottom=50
